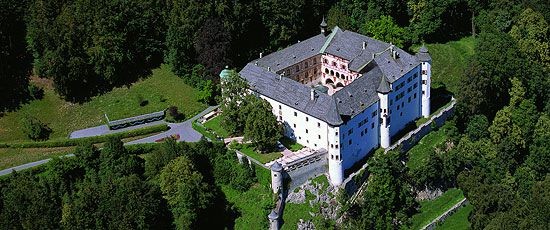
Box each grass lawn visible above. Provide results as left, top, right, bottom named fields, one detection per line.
left=238, top=144, right=282, bottom=164
left=222, top=167, right=273, bottom=229
left=406, top=129, right=448, bottom=170
left=0, top=147, right=74, bottom=170
left=203, top=115, right=230, bottom=138
left=280, top=136, right=304, bottom=152
left=192, top=121, right=222, bottom=142
left=438, top=204, right=472, bottom=230
left=409, top=188, right=465, bottom=230
left=421, top=37, right=476, bottom=95
left=0, top=64, right=206, bottom=142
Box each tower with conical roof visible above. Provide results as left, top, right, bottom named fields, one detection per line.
left=320, top=17, right=328, bottom=36
left=270, top=162, right=283, bottom=194
left=417, top=45, right=431, bottom=118
left=377, top=75, right=392, bottom=148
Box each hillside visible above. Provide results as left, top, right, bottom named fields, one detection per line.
left=0, top=65, right=206, bottom=142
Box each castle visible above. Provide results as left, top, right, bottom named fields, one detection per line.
left=231, top=19, right=431, bottom=186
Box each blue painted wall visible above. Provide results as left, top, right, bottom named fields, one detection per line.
left=388, top=66, right=422, bottom=137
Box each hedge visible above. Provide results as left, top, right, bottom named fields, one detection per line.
left=0, top=124, right=169, bottom=148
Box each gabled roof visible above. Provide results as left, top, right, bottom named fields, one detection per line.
left=240, top=63, right=343, bottom=125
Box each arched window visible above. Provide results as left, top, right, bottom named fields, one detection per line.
left=325, top=68, right=329, bottom=74
left=336, top=72, right=340, bottom=78
left=330, top=70, right=334, bottom=76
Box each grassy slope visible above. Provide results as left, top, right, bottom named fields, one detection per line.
left=0, top=147, right=74, bottom=170
left=0, top=64, right=206, bottom=142
left=424, top=37, right=476, bottom=95
left=406, top=129, right=448, bottom=170
left=239, top=144, right=282, bottom=164
left=409, top=188, right=465, bottom=230
left=438, top=204, right=472, bottom=230
left=222, top=167, right=273, bottom=229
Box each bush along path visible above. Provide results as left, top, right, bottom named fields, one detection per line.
left=0, top=105, right=219, bottom=176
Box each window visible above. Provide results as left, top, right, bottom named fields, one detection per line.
left=400, top=112, right=403, bottom=116
left=313, top=58, right=317, bottom=64
left=295, top=65, right=299, bottom=73
left=325, top=68, right=329, bottom=74
left=349, top=140, right=352, bottom=145
left=306, top=117, right=309, bottom=122
left=408, top=97, right=411, bottom=103
left=407, top=77, right=412, bottom=83
left=408, top=87, right=412, bottom=93
left=278, top=105, right=281, bottom=109
left=294, top=111, right=297, bottom=116
left=414, top=83, right=418, bottom=89
left=422, top=70, right=427, bottom=74
left=318, top=135, right=321, bottom=139
left=422, top=80, right=427, bottom=84
left=335, top=144, right=339, bottom=149
left=306, top=129, right=309, bottom=133
left=371, top=123, right=374, bottom=129
left=397, top=105, right=400, bottom=110
left=314, top=68, right=317, bottom=74
left=341, top=64, right=346, bottom=69
left=279, top=116, right=282, bottom=120
left=323, top=59, right=328, bottom=64
left=317, top=122, right=320, bottom=127
left=293, top=124, right=296, bottom=128
left=390, top=99, right=393, bottom=106
left=402, top=102, right=404, bottom=107
left=414, top=93, right=417, bottom=99
left=305, top=61, right=308, bottom=68
left=371, top=111, right=377, bottom=118
left=414, top=73, right=418, bottom=79
left=422, top=90, right=425, bottom=95
left=335, top=131, right=338, bottom=136
left=348, top=129, right=353, bottom=135
left=332, top=61, right=336, bottom=66
left=361, top=131, right=364, bottom=136
left=331, top=144, right=334, bottom=148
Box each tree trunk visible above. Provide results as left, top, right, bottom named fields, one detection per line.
left=471, top=11, right=476, bottom=37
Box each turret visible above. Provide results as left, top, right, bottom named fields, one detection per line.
left=377, top=75, right=391, bottom=148
left=320, top=17, right=328, bottom=36
left=417, top=46, right=431, bottom=118
left=268, top=210, right=279, bottom=230
left=328, top=126, right=343, bottom=186
left=270, top=162, right=283, bottom=194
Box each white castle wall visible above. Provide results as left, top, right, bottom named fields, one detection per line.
left=387, top=66, right=423, bottom=138
left=338, top=102, right=380, bottom=170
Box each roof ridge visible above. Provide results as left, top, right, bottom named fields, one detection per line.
left=319, top=26, right=339, bottom=54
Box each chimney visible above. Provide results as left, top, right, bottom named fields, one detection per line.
left=362, top=41, right=367, bottom=50
left=279, top=74, right=282, bottom=81
left=260, top=52, right=263, bottom=58
left=310, top=88, right=316, bottom=100
left=372, top=53, right=376, bottom=59
left=267, top=66, right=271, bottom=71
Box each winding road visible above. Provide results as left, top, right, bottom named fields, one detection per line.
left=0, top=105, right=219, bottom=176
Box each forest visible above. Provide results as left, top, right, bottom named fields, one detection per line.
left=1, top=0, right=549, bottom=229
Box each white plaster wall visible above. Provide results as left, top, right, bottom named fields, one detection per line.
left=338, top=102, right=380, bottom=170
left=387, top=65, right=423, bottom=138
left=259, top=95, right=329, bottom=150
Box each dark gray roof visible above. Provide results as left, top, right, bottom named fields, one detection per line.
left=416, top=45, right=431, bottom=62
left=374, top=49, right=419, bottom=83
left=333, top=66, right=383, bottom=116
left=377, top=74, right=391, bottom=93
left=253, top=34, right=328, bottom=73
left=239, top=26, right=421, bottom=125
left=270, top=161, right=283, bottom=172
left=240, top=63, right=343, bottom=125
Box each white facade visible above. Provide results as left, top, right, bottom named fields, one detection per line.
left=421, top=61, right=432, bottom=117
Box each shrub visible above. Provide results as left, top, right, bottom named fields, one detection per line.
left=28, top=84, right=44, bottom=100
left=136, top=94, right=148, bottom=106
left=165, top=106, right=185, bottom=122
left=21, top=115, right=52, bottom=141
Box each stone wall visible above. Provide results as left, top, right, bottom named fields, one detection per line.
left=422, top=198, right=468, bottom=230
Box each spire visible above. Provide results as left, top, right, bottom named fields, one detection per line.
left=377, top=75, right=391, bottom=94
left=320, top=17, right=328, bottom=35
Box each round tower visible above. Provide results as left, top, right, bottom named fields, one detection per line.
left=268, top=210, right=279, bottom=230
left=328, top=127, right=343, bottom=186
left=417, top=46, right=431, bottom=118
left=377, top=75, right=392, bottom=148
left=270, top=162, right=283, bottom=194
